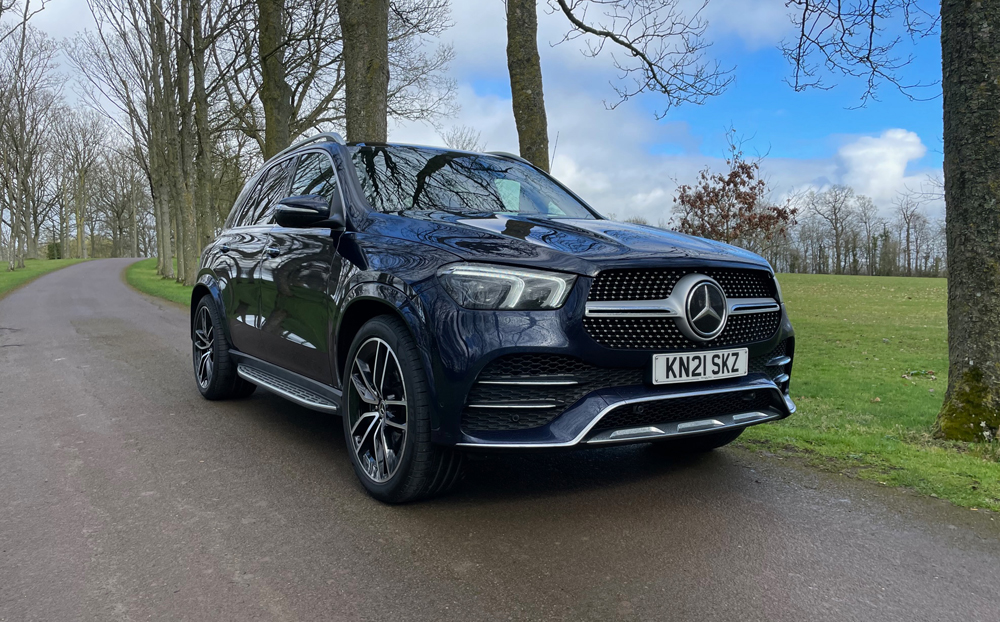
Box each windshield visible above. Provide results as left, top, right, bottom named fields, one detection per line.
left=349, top=145, right=598, bottom=219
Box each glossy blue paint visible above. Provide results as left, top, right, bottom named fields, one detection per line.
left=195, top=142, right=795, bottom=448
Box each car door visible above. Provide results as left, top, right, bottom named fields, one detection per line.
left=257, top=150, right=345, bottom=383
left=222, top=159, right=294, bottom=359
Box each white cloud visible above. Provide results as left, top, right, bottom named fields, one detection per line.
left=702, top=0, right=795, bottom=50
left=837, top=129, right=928, bottom=204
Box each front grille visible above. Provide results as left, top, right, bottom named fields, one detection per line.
left=461, top=354, right=643, bottom=432
left=584, top=267, right=779, bottom=350
left=583, top=311, right=781, bottom=350
left=587, top=267, right=775, bottom=302
left=591, top=390, right=779, bottom=432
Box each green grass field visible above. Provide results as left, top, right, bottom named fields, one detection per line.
left=122, top=261, right=998, bottom=510
left=0, top=258, right=88, bottom=300
left=742, top=274, right=1000, bottom=511
left=125, top=258, right=192, bottom=306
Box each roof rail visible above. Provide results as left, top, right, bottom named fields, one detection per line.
left=267, top=132, right=346, bottom=164
left=487, top=150, right=532, bottom=165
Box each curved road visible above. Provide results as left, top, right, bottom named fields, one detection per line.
left=1, top=259, right=999, bottom=622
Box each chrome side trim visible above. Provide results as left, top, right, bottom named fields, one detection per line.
left=587, top=411, right=778, bottom=445
left=477, top=379, right=579, bottom=386
left=677, top=419, right=725, bottom=432
left=456, top=381, right=787, bottom=449
left=609, top=426, right=664, bottom=439
left=767, top=355, right=792, bottom=367
left=466, top=402, right=559, bottom=409
left=733, top=412, right=771, bottom=424
left=237, top=364, right=339, bottom=414
left=774, top=373, right=790, bottom=384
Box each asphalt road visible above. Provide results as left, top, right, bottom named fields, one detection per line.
left=2, top=259, right=1000, bottom=622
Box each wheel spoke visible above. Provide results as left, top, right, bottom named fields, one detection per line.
left=350, top=373, right=379, bottom=404
left=353, top=358, right=380, bottom=401
left=382, top=418, right=406, bottom=430
left=351, top=411, right=378, bottom=435
left=197, top=351, right=209, bottom=381
left=354, top=414, right=380, bottom=455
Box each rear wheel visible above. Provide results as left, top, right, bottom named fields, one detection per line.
left=192, top=295, right=256, bottom=400
left=342, top=315, right=463, bottom=503
left=651, top=427, right=744, bottom=454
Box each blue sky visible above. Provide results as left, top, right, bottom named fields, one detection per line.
left=392, top=0, right=945, bottom=223
left=35, top=0, right=945, bottom=223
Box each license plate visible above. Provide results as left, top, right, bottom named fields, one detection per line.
left=652, top=348, right=748, bottom=385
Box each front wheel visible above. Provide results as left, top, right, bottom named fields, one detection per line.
left=342, top=315, right=462, bottom=503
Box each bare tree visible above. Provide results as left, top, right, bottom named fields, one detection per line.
left=894, top=191, right=922, bottom=276
left=855, top=195, right=880, bottom=275
left=440, top=124, right=486, bottom=152
left=503, top=0, right=731, bottom=170
left=0, top=11, right=60, bottom=270
left=806, top=186, right=857, bottom=275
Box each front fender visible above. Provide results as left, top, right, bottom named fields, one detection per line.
left=336, top=280, right=444, bottom=427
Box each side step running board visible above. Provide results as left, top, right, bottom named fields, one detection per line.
left=237, top=362, right=340, bottom=414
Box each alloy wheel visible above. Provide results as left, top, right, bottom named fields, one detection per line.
left=347, top=337, right=408, bottom=483
left=193, top=305, right=215, bottom=389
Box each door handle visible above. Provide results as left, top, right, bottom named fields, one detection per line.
left=266, top=246, right=281, bottom=258
left=219, top=244, right=231, bottom=253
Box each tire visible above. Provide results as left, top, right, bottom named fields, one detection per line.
left=650, top=427, right=744, bottom=454
left=192, top=295, right=256, bottom=400
left=342, top=315, right=463, bottom=503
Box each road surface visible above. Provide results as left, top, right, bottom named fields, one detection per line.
left=2, top=258, right=999, bottom=622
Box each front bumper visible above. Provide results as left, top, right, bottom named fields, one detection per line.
left=457, top=376, right=795, bottom=449
left=415, top=274, right=796, bottom=448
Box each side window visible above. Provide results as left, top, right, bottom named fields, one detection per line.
left=228, top=176, right=264, bottom=228
left=289, top=151, right=339, bottom=203
left=247, top=159, right=294, bottom=226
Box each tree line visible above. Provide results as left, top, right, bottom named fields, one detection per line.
left=0, top=0, right=454, bottom=282
left=1, top=0, right=721, bottom=283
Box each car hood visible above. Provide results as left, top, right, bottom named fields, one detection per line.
left=376, top=211, right=771, bottom=276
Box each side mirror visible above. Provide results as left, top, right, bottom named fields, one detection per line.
left=275, top=194, right=345, bottom=231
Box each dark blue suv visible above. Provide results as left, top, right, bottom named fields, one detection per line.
left=191, top=132, right=795, bottom=502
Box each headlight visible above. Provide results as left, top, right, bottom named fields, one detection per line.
left=438, top=263, right=577, bottom=310
left=773, top=274, right=784, bottom=303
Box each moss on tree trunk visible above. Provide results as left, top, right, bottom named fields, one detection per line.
left=936, top=1, right=1000, bottom=440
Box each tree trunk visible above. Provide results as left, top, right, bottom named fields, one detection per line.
left=258, top=0, right=294, bottom=158
left=935, top=0, right=1000, bottom=441
left=75, top=172, right=87, bottom=259
left=337, top=0, right=389, bottom=143
left=191, top=0, right=215, bottom=253
left=505, top=0, right=549, bottom=171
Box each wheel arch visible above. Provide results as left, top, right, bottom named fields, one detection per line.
left=335, top=285, right=425, bottom=383
left=191, top=273, right=230, bottom=343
